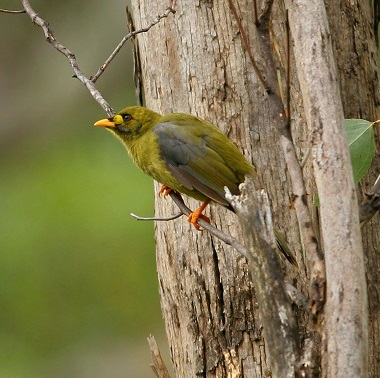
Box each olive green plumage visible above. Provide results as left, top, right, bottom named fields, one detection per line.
left=95, top=106, right=255, bottom=209
left=94, top=106, right=296, bottom=266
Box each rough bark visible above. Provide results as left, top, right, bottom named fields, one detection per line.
left=230, top=180, right=300, bottom=377
left=130, top=0, right=379, bottom=376
left=325, top=2, right=380, bottom=375
left=131, top=1, right=302, bottom=376
left=285, top=0, right=367, bottom=376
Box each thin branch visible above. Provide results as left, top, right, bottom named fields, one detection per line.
left=129, top=190, right=249, bottom=259
left=20, top=0, right=176, bottom=115
left=167, top=191, right=250, bottom=259
left=21, top=0, right=114, bottom=116
left=19, top=0, right=249, bottom=270
left=0, top=8, right=26, bottom=13
left=91, top=3, right=176, bottom=83
left=227, top=0, right=269, bottom=90
left=148, top=335, right=171, bottom=378
left=131, top=212, right=183, bottom=221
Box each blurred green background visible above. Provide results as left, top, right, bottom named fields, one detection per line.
left=0, top=1, right=168, bottom=377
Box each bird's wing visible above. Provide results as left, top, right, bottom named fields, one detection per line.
left=153, top=121, right=241, bottom=206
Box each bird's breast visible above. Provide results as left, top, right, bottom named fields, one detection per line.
left=127, top=132, right=175, bottom=185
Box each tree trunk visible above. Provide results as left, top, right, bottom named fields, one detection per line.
left=130, top=0, right=379, bottom=376
left=325, top=2, right=380, bottom=375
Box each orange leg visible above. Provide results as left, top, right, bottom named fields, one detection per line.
left=187, top=200, right=211, bottom=230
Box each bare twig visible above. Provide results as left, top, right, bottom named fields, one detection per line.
left=167, top=191, right=250, bottom=259
left=0, top=8, right=26, bottom=13
left=131, top=212, right=183, bottom=221
left=148, top=335, right=171, bottom=378
left=91, top=4, right=176, bottom=83
left=20, top=0, right=250, bottom=276
left=227, top=0, right=269, bottom=90
left=20, top=0, right=176, bottom=115
left=129, top=190, right=249, bottom=259
left=21, top=0, right=114, bottom=116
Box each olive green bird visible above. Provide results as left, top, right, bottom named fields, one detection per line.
left=94, top=106, right=296, bottom=265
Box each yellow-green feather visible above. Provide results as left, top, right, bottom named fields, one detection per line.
left=108, top=106, right=255, bottom=203
left=97, top=106, right=297, bottom=266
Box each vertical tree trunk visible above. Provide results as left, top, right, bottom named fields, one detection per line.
left=131, top=2, right=302, bottom=376
left=325, top=2, right=380, bottom=374
left=130, top=0, right=379, bottom=376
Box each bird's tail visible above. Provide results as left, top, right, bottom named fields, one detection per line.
left=274, top=228, right=298, bottom=267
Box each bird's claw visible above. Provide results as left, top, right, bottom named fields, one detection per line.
left=187, top=212, right=210, bottom=231
left=159, top=185, right=173, bottom=198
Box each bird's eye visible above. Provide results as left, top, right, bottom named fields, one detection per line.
left=122, top=114, right=132, bottom=122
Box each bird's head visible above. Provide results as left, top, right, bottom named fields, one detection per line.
left=94, top=106, right=161, bottom=141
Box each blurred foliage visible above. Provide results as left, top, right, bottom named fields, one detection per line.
left=0, top=1, right=167, bottom=377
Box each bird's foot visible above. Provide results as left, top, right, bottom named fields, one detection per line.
left=159, top=185, right=184, bottom=202
left=188, top=212, right=210, bottom=230
left=187, top=200, right=211, bottom=230
left=159, top=184, right=172, bottom=197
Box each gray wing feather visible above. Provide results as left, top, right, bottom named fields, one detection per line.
left=153, top=122, right=239, bottom=205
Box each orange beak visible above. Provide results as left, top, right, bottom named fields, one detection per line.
left=94, top=118, right=116, bottom=128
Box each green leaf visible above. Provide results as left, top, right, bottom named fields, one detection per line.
left=345, top=119, right=376, bottom=184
